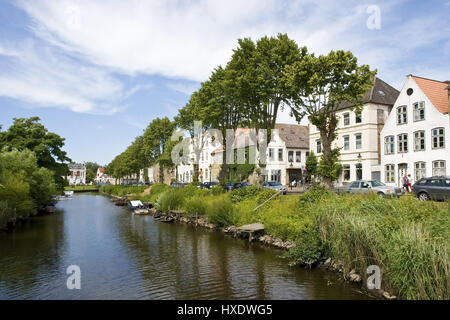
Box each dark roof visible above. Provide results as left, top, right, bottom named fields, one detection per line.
left=274, top=123, right=309, bottom=149
left=333, top=76, right=399, bottom=111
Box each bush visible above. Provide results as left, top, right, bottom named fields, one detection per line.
left=184, top=196, right=209, bottom=216
left=206, top=195, right=235, bottom=227
left=211, top=185, right=225, bottom=196
left=155, top=189, right=185, bottom=212
left=99, top=185, right=146, bottom=196
left=229, top=186, right=261, bottom=203
left=282, top=226, right=323, bottom=267
left=298, top=185, right=333, bottom=206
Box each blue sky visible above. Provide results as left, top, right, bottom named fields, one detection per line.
left=0, top=0, right=449, bottom=165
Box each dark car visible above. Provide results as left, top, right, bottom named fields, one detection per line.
left=200, top=181, right=219, bottom=189
left=170, top=182, right=184, bottom=188
left=225, top=182, right=245, bottom=191
left=412, top=177, right=450, bottom=201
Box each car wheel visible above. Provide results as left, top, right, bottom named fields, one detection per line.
left=377, top=192, right=385, bottom=198
left=418, top=192, right=429, bottom=201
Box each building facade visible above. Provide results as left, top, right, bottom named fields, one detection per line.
left=67, top=163, right=86, bottom=185
left=380, top=75, right=450, bottom=187
left=309, top=77, right=399, bottom=185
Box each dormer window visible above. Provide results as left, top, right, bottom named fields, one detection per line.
left=413, top=102, right=425, bottom=121
left=397, top=106, right=407, bottom=124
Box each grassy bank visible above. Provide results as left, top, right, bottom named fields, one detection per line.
left=64, top=185, right=100, bottom=191
left=99, top=185, right=148, bottom=196
left=134, top=184, right=449, bottom=300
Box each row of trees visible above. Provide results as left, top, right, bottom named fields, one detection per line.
left=107, top=34, right=375, bottom=187
left=0, top=117, right=71, bottom=229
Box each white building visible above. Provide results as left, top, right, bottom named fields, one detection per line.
left=380, top=75, right=450, bottom=187
left=139, top=167, right=154, bottom=183
left=176, top=124, right=309, bottom=186
left=94, top=167, right=116, bottom=185
left=309, top=77, right=399, bottom=185
left=67, top=163, right=86, bottom=185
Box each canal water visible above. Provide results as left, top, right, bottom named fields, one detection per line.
left=0, top=194, right=370, bottom=300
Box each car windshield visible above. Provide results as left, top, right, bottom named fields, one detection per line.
left=369, top=181, right=385, bottom=187
left=268, top=181, right=280, bottom=186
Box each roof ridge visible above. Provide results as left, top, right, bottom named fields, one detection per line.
left=409, top=74, right=448, bottom=84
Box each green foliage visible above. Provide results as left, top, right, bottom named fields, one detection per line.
left=229, top=186, right=261, bottom=203
left=298, top=185, right=333, bottom=206
left=0, top=148, right=56, bottom=229
left=305, top=151, right=318, bottom=181
left=0, top=117, right=70, bottom=189
left=318, top=147, right=342, bottom=183
left=155, top=189, right=185, bottom=212
left=184, top=196, right=209, bottom=216
left=99, top=185, right=146, bottom=196
left=205, top=195, right=235, bottom=227
left=211, top=185, right=225, bottom=196
left=283, top=226, right=323, bottom=266
left=84, top=162, right=101, bottom=184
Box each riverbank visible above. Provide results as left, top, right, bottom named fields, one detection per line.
left=101, top=184, right=449, bottom=300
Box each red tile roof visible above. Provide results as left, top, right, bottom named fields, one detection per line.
left=411, top=75, right=449, bottom=114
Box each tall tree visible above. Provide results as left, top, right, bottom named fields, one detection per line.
left=143, top=117, right=176, bottom=183
left=0, top=117, right=71, bottom=189
left=285, top=50, right=375, bottom=187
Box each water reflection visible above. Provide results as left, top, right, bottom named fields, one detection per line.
left=0, top=194, right=370, bottom=300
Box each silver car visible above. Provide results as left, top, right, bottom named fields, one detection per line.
left=263, top=181, right=287, bottom=195
left=337, top=180, right=403, bottom=197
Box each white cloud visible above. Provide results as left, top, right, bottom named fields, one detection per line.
left=2, top=0, right=448, bottom=114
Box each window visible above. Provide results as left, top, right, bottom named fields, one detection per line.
left=427, top=179, right=443, bottom=187
left=343, top=113, right=350, bottom=126
left=349, top=181, right=360, bottom=188
left=432, top=160, right=446, bottom=176
left=270, top=170, right=281, bottom=182
left=384, top=136, right=394, bottom=154
left=385, top=164, right=395, bottom=183
left=414, top=162, right=426, bottom=181
left=296, top=151, right=301, bottom=162
left=278, top=148, right=283, bottom=161
left=397, top=105, right=407, bottom=124
left=306, top=152, right=309, bottom=158
left=343, top=135, right=350, bottom=151
left=288, top=151, right=294, bottom=162
left=269, top=148, right=274, bottom=161
left=343, top=165, right=350, bottom=181
left=445, top=179, right=450, bottom=187
left=316, top=140, right=322, bottom=154
left=355, top=133, right=362, bottom=150
left=431, top=128, right=445, bottom=149
left=355, top=110, right=362, bottom=124
left=398, top=133, right=408, bottom=153
left=413, top=102, right=425, bottom=121
left=414, top=131, right=425, bottom=151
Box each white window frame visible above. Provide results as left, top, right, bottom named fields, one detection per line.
left=398, top=133, right=408, bottom=153
left=414, top=162, right=426, bottom=181
left=343, top=135, right=350, bottom=151
left=355, top=133, right=362, bottom=150
left=414, top=130, right=425, bottom=151
left=431, top=127, right=445, bottom=149
left=355, top=110, right=362, bottom=124
left=397, top=105, right=407, bottom=125
left=432, top=160, right=446, bottom=176
left=343, top=113, right=350, bottom=126
left=316, top=140, right=322, bottom=154
left=413, top=101, right=425, bottom=122
left=384, top=136, right=394, bottom=154
left=385, top=164, right=395, bottom=183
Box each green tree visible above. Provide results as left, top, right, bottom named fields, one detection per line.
left=0, top=117, right=71, bottom=189
left=85, top=162, right=101, bottom=184
left=305, top=151, right=318, bottom=182
left=285, top=50, right=375, bottom=187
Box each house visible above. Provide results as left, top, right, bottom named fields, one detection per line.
left=67, top=163, right=86, bottom=185
left=94, top=167, right=116, bottom=185
left=380, top=75, right=450, bottom=187
left=309, top=76, right=400, bottom=185
left=176, top=124, right=310, bottom=186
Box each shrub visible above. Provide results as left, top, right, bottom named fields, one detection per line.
left=211, top=185, right=225, bottom=196
left=282, top=226, right=323, bottom=267
left=155, top=189, right=185, bottom=212
left=229, top=186, right=261, bottom=203
left=298, top=185, right=333, bottom=206
left=206, top=195, right=235, bottom=227
left=184, top=196, right=209, bottom=216
left=255, top=188, right=279, bottom=204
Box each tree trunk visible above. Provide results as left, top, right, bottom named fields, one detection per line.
left=193, top=163, right=199, bottom=184
left=159, top=164, right=164, bottom=184
left=319, top=129, right=333, bottom=189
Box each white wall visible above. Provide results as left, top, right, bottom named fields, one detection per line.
left=380, top=76, right=450, bottom=186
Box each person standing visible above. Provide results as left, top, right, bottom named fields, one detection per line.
left=402, top=174, right=410, bottom=193
left=291, top=179, right=296, bottom=190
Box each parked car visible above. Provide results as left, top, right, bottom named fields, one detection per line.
left=263, top=181, right=287, bottom=195
left=200, top=181, right=219, bottom=189
left=240, top=182, right=251, bottom=188
left=412, top=177, right=450, bottom=201
left=224, top=182, right=246, bottom=191
left=336, top=180, right=403, bottom=197
left=170, top=182, right=184, bottom=188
